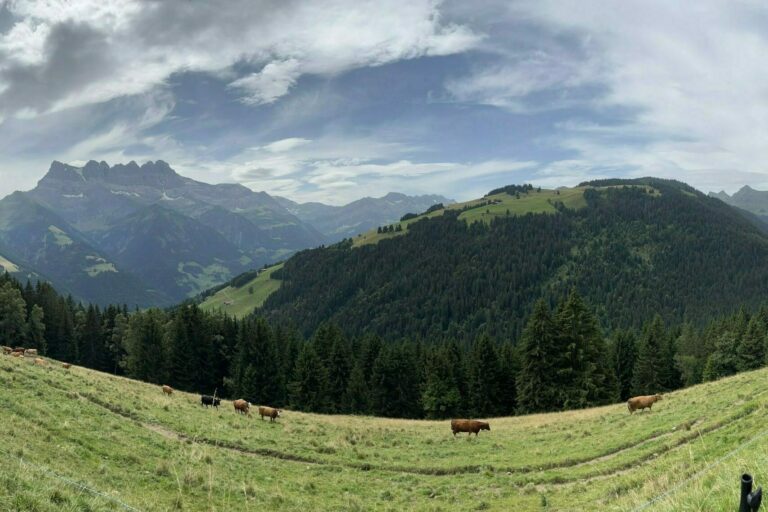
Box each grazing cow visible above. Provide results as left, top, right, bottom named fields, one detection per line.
left=11, top=351, right=22, bottom=358
left=450, top=419, right=491, bottom=437
left=233, top=399, right=250, bottom=415
left=258, top=406, right=280, bottom=422
left=627, top=394, right=663, bottom=414
left=62, top=363, right=72, bottom=369
left=34, top=358, right=46, bottom=366
left=201, top=395, right=221, bottom=409
left=162, top=385, right=173, bottom=396
left=2, top=346, right=11, bottom=355
left=24, top=349, right=38, bottom=357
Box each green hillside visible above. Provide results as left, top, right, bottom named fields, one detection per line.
left=3, top=353, right=768, bottom=511
left=262, top=178, right=768, bottom=341
left=199, top=263, right=284, bottom=317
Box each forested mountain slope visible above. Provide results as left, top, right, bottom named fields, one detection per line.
left=261, top=178, right=768, bottom=342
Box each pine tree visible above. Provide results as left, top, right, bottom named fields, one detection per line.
left=230, top=317, right=281, bottom=404
left=517, top=299, right=563, bottom=413
left=632, top=315, right=668, bottom=395
left=612, top=329, right=637, bottom=401
left=737, top=315, right=766, bottom=371
left=674, top=323, right=705, bottom=387
left=421, top=348, right=462, bottom=419
left=466, top=335, right=501, bottom=417
left=0, top=281, right=27, bottom=346
left=555, top=290, right=618, bottom=408
left=122, top=309, right=166, bottom=383
left=289, top=343, right=328, bottom=412
left=27, top=304, right=46, bottom=354
left=342, top=361, right=370, bottom=414
left=369, top=344, right=420, bottom=418
left=703, top=331, right=741, bottom=381
left=324, top=335, right=351, bottom=413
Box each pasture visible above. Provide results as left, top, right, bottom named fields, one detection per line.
left=2, top=353, right=768, bottom=510
left=199, top=263, right=283, bottom=318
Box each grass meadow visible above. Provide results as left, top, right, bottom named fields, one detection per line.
left=2, top=353, right=768, bottom=510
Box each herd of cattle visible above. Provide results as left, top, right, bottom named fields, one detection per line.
left=3, top=346, right=666, bottom=435
left=160, top=385, right=282, bottom=422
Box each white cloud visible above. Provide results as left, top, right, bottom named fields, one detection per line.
left=229, top=59, right=302, bottom=105
left=0, top=0, right=480, bottom=118
left=446, top=0, right=768, bottom=192
left=262, top=138, right=312, bottom=153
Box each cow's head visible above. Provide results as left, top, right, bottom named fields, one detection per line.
left=481, top=422, right=490, bottom=431
left=654, top=394, right=663, bottom=401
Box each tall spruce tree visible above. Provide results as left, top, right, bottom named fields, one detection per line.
left=703, top=331, right=741, bottom=381
left=421, top=348, right=462, bottom=419
left=738, top=315, right=766, bottom=371
left=612, top=329, right=637, bottom=401
left=466, top=334, right=502, bottom=417
left=674, top=323, right=706, bottom=387
left=631, top=315, right=667, bottom=395
left=289, top=343, right=328, bottom=411
left=517, top=299, right=563, bottom=413
left=555, top=290, right=618, bottom=408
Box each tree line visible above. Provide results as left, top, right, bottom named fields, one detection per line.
left=3, top=271, right=768, bottom=418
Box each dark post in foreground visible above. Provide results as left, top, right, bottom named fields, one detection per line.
left=741, top=473, right=762, bottom=512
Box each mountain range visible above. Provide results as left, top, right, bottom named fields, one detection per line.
left=709, top=185, right=768, bottom=221
left=0, top=160, right=450, bottom=305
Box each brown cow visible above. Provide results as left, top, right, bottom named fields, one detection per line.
left=62, top=363, right=72, bottom=369
left=24, top=349, right=38, bottom=357
left=627, top=394, right=663, bottom=414
left=162, top=385, right=173, bottom=396
left=34, top=358, right=46, bottom=366
left=11, top=351, right=22, bottom=358
left=258, top=406, right=280, bottom=422
left=451, top=419, right=491, bottom=437
left=1, top=346, right=11, bottom=354
left=233, top=399, right=251, bottom=415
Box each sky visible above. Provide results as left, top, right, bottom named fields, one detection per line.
left=1, top=1, right=768, bottom=205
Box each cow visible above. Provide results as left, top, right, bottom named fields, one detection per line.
left=34, top=358, right=46, bottom=366
left=201, top=395, right=221, bottom=409
left=162, top=385, right=173, bottom=396
left=24, top=349, right=38, bottom=357
left=627, top=394, right=663, bottom=414
left=11, top=351, right=22, bottom=358
left=450, top=419, right=491, bottom=437
left=258, top=406, right=280, bottom=422
left=233, top=399, right=250, bottom=415
left=62, top=363, right=72, bottom=369
left=1, top=346, right=11, bottom=355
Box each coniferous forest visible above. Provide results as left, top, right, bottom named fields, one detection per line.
left=262, top=179, right=768, bottom=342
left=3, top=270, right=768, bottom=419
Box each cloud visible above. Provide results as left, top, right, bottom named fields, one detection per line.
left=229, top=59, right=302, bottom=105
left=217, top=134, right=537, bottom=204
left=443, top=0, right=768, bottom=193
left=0, top=0, right=480, bottom=118
left=262, top=138, right=312, bottom=153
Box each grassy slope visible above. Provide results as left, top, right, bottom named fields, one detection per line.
left=3, top=354, right=768, bottom=511
left=352, top=187, right=588, bottom=247
left=199, top=263, right=283, bottom=318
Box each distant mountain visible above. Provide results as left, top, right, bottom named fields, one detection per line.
left=0, top=160, right=329, bottom=305
left=257, top=178, right=768, bottom=342
left=709, top=185, right=768, bottom=220
left=276, top=192, right=452, bottom=242
left=0, top=192, right=167, bottom=305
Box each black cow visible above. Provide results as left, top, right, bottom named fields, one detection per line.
left=201, top=395, right=221, bottom=409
